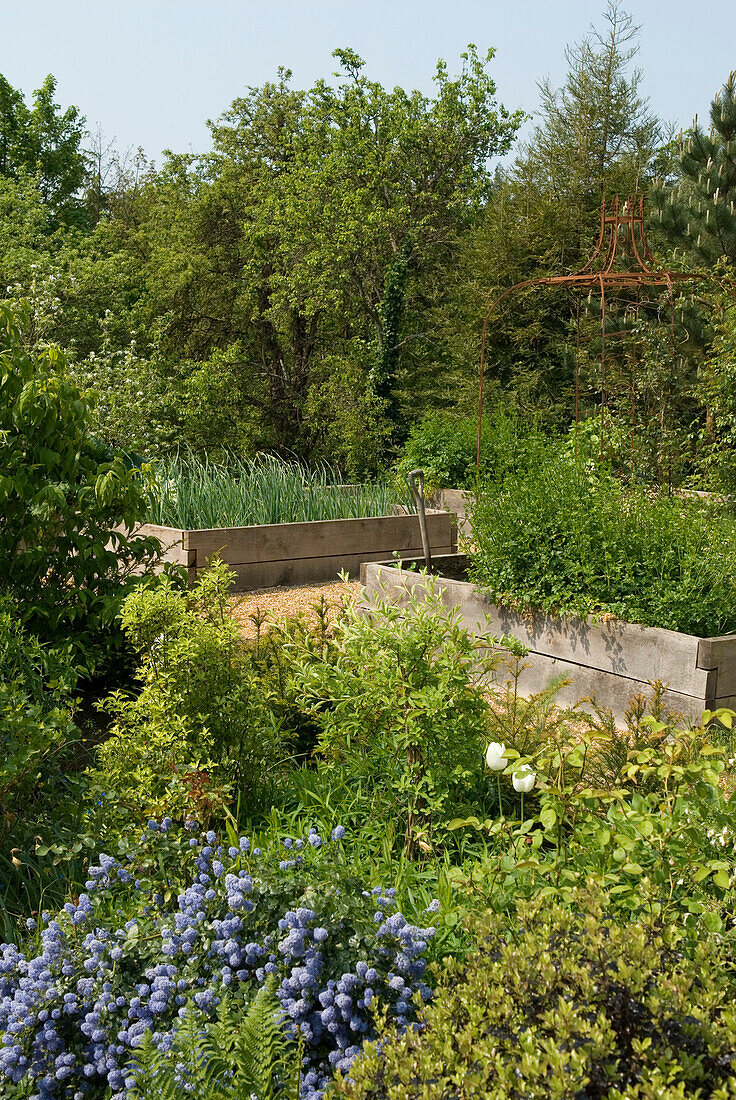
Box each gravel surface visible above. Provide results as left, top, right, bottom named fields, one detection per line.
left=229, top=578, right=361, bottom=640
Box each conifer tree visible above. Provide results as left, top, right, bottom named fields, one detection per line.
left=655, top=71, right=736, bottom=264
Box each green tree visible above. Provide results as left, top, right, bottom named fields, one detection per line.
left=650, top=70, right=736, bottom=480
left=124, top=48, right=522, bottom=462
left=654, top=70, right=736, bottom=265
left=444, top=3, right=661, bottom=430
left=0, top=72, right=88, bottom=224
left=0, top=74, right=29, bottom=177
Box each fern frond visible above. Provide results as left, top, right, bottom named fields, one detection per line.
left=128, top=1027, right=180, bottom=1100
left=127, top=982, right=302, bottom=1100
left=228, top=979, right=301, bottom=1100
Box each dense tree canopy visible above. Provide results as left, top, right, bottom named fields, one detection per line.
left=2, top=14, right=736, bottom=486
left=0, top=72, right=88, bottom=225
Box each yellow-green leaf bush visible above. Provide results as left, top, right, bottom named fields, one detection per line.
left=91, top=559, right=286, bottom=822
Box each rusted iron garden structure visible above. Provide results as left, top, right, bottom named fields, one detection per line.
left=476, top=196, right=720, bottom=469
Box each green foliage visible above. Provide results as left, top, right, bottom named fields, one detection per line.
left=287, top=578, right=500, bottom=857
left=0, top=596, right=77, bottom=812
left=302, top=350, right=393, bottom=479
left=0, top=72, right=88, bottom=226
left=696, top=294, right=736, bottom=493
left=114, top=46, right=522, bottom=458
left=468, top=439, right=736, bottom=635
left=144, top=451, right=406, bottom=528
left=0, top=596, right=103, bottom=939
left=0, top=597, right=83, bottom=933
left=0, top=301, right=161, bottom=677
left=654, top=70, right=736, bottom=265
left=130, top=985, right=300, bottom=1100
left=449, top=705, right=736, bottom=922
left=335, top=888, right=736, bottom=1100
left=441, top=3, right=661, bottom=430
left=523, top=2, right=659, bottom=210
left=91, top=559, right=286, bottom=821
left=396, top=408, right=540, bottom=492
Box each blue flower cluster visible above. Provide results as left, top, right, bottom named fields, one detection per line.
left=0, top=821, right=435, bottom=1100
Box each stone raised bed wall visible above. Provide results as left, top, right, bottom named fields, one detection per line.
left=137, top=511, right=456, bottom=590
left=360, top=553, right=736, bottom=722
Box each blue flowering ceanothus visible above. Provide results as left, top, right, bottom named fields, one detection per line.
left=0, top=824, right=434, bottom=1100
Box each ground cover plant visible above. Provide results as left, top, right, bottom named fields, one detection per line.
left=468, top=435, right=736, bottom=636
left=144, top=453, right=407, bottom=529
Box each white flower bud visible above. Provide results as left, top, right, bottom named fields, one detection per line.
left=512, top=766, right=536, bottom=794
left=485, top=742, right=507, bottom=771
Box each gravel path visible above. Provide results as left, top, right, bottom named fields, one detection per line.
left=229, top=578, right=361, bottom=640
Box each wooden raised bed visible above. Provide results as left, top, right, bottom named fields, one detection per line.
left=428, top=489, right=473, bottom=538
left=138, top=510, right=456, bottom=590
left=360, top=553, right=736, bottom=722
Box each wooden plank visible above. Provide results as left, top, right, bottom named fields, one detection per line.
left=133, top=522, right=185, bottom=545
left=485, top=649, right=714, bottom=724
left=714, top=695, right=736, bottom=712
left=202, top=544, right=456, bottom=590
left=186, top=511, right=454, bottom=565
left=113, top=523, right=193, bottom=567
left=697, top=635, right=736, bottom=697
left=139, top=525, right=192, bottom=567
left=361, top=561, right=710, bottom=699
left=430, top=489, right=473, bottom=538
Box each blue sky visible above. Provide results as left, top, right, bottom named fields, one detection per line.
left=1, top=1, right=733, bottom=165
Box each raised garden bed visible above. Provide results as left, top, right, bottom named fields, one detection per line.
left=428, top=489, right=473, bottom=538
left=140, top=510, right=457, bottom=590
left=360, top=553, right=736, bottom=722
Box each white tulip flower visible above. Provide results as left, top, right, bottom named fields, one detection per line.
left=512, top=766, right=536, bottom=793
left=485, top=742, right=507, bottom=771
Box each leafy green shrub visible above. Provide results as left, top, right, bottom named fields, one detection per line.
left=469, top=440, right=736, bottom=635
left=0, top=595, right=77, bottom=819
left=287, top=578, right=500, bottom=857
left=335, top=888, right=736, bottom=1100
left=0, top=597, right=84, bottom=933
left=0, top=300, right=161, bottom=677
left=450, top=707, right=736, bottom=922
left=396, top=408, right=540, bottom=492
left=91, top=559, right=285, bottom=821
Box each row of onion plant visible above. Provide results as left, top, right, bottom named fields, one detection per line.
left=144, top=452, right=410, bottom=528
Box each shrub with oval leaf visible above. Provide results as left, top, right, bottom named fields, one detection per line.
left=0, top=300, right=160, bottom=677
left=335, top=888, right=736, bottom=1100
